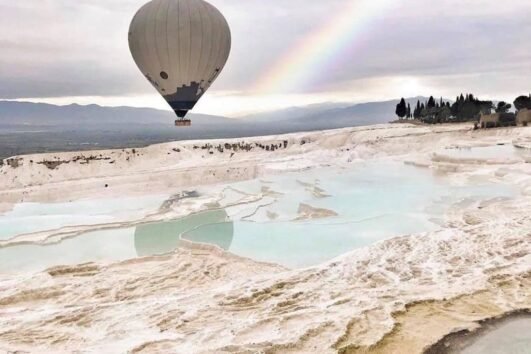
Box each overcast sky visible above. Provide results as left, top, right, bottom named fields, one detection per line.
left=0, top=0, right=530, bottom=116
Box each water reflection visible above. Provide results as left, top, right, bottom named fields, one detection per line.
left=0, top=209, right=233, bottom=274
left=0, top=161, right=520, bottom=274
left=135, top=209, right=234, bottom=257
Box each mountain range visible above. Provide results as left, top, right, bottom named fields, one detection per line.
left=0, top=101, right=231, bottom=127
left=1, top=97, right=434, bottom=128
left=0, top=97, right=436, bottom=158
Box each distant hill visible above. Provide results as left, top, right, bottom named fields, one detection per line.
left=0, top=97, right=439, bottom=158
left=1, top=97, right=438, bottom=129
left=0, top=101, right=233, bottom=128
left=243, top=96, right=435, bottom=129
left=242, top=102, right=349, bottom=122
left=0, top=97, right=439, bottom=129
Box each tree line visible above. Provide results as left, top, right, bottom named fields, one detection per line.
left=395, top=94, right=531, bottom=124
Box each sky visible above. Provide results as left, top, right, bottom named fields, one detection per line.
left=0, top=0, right=530, bottom=117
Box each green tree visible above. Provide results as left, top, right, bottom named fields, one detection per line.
left=495, top=101, right=512, bottom=113
left=514, top=95, right=531, bottom=111
left=458, top=100, right=479, bottom=120
left=413, top=100, right=421, bottom=119
left=478, top=100, right=493, bottom=115
left=451, top=101, right=459, bottom=117
left=427, top=96, right=436, bottom=108
left=437, top=106, right=452, bottom=123
left=395, top=98, right=407, bottom=119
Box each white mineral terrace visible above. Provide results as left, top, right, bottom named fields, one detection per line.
left=0, top=123, right=530, bottom=353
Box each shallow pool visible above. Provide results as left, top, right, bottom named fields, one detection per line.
left=440, top=145, right=531, bottom=161
left=183, top=161, right=516, bottom=268
left=0, top=161, right=518, bottom=272
left=459, top=317, right=531, bottom=354
left=0, top=210, right=231, bottom=273
left=0, top=194, right=169, bottom=241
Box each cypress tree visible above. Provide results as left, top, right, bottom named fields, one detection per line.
left=451, top=101, right=458, bottom=117
left=428, top=96, right=436, bottom=108
left=414, top=100, right=421, bottom=119
left=395, top=98, right=407, bottom=119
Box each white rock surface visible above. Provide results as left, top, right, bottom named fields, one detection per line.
left=0, top=123, right=530, bottom=353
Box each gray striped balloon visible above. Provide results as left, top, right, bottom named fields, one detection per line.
left=129, top=0, right=231, bottom=119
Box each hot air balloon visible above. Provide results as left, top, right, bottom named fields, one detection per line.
left=128, top=0, right=231, bottom=126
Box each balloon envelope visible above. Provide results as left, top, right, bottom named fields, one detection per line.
left=129, top=0, right=231, bottom=118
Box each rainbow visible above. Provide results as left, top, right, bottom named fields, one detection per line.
left=252, top=0, right=394, bottom=94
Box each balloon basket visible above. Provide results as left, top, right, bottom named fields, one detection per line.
left=175, top=119, right=192, bottom=127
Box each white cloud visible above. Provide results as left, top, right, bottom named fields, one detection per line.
left=0, top=0, right=529, bottom=114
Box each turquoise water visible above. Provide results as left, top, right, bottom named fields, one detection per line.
left=183, top=215, right=433, bottom=268
left=0, top=161, right=518, bottom=272
left=0, top=195, right=168, bottom=241
left=0, top=210, right=232, bottom=273
left=183, top=161, right=516, bottom=268
left=0, top=229, right=138, bottom=273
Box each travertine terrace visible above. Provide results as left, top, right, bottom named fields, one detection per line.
left=0, top=123, right=530, bottom=353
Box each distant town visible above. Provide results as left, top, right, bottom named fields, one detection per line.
left=395, top=94, right=531, bottom=128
